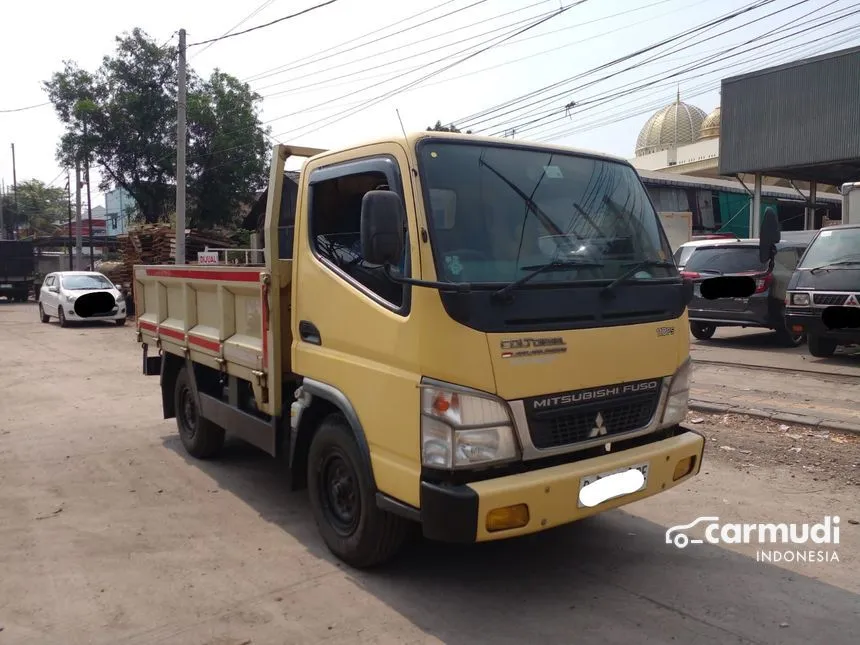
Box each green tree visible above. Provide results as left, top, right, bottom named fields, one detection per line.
left=43, top=28, right=270, bottom=228
left=186, top=71, right=270, bottom=229
left=426, top=120, right=472, bottom=134
left=1, top=180, right=68, bottom=237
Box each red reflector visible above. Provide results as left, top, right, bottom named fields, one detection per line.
left=681, top=271, right=701, bottom=279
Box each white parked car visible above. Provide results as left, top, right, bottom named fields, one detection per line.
left=39, top=271, right=127, bottom=327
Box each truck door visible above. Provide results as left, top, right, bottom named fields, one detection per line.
left=292, top=143, right=424, bottom=507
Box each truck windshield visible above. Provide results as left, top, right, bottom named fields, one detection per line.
left=798, top=228, right=860, bottom=269
left=417, top=141, right=674, bottom=285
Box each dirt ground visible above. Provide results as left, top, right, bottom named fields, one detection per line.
left=684, top=410, right=860, bottom=489
left=1, top=301, right=859, bottom=645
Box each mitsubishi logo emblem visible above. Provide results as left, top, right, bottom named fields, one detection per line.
left=589, top=412, right=612, bottom=452
left=846, top=294, right=859, bottom=307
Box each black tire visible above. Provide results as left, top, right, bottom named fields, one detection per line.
left=58, top=307, right=68, bottom=328
left=307, top=413, right=409, bottom=569
left=115, top=318, right=127, bottom=326
left=39, top=304, right=50, bottom=323
left=808, top=335, right=838, bottom=358
left=690, top=322, right=716, bottom=341
left=173, top=367, right=225, bottom=459
left=774, top=323, right=806, bottom=348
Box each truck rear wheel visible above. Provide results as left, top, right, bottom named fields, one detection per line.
left=307, top=413, right=408, bottom=569
left=174, top=367, right=225, bottom=459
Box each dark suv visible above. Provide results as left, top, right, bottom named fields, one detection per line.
left=681, top=237, right=813, bottom=347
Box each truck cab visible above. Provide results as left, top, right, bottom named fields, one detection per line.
left=136, top=133, right=709, bottom=568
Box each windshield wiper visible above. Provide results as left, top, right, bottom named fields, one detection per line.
left=600, top=260, right=676, bottom=298
left=810, top=260, right=860, bottom=274
left=492, top=259, right=605, bottom=301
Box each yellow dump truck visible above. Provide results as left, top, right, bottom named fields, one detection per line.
left=135, top=132, right=747, bottom=568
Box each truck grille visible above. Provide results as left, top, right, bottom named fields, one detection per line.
left=523, top=379, right=663, bottom=450
left=813, top=293, right=848, bottom=306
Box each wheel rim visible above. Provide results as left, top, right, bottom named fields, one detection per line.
left=318, top=450, right=360, bottom=537
left=178, top=385, right=198, bottom=441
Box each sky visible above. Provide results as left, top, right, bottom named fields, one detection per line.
left=1, top=0, right=858, bottom=209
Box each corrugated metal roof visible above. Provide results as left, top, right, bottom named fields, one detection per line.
left=636, top=168, right=840, bottom=203
left=719, top=46, right=860, bottom=182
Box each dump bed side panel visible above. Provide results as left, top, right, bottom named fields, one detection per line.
left=134, top=265, right=269, bottom=385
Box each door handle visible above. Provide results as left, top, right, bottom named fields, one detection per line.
left=299, top=320, right=321, bottom=345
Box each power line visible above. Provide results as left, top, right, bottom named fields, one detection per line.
left=256, top=0, right=559, bottom=94
left=187, top=0, right=343, bottom=47
left=0, top=101, right=51, bottom=114
left=450, top=0, right=777, bottom=128
left=274, top=2, right=584, bottom=141
left=191, top=0, right=278, bottom=59
left=242, top=0, right=484, bottom=83
left=489, top=0, right=851, bottom=139
left=258, top=0, right=708, bottom=102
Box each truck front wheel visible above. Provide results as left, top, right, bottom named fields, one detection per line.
left=173, top=367, right=225, bottom=459
left=307, top=413, right=409, bottom=569
left=808, top=335, right=838, bottom=358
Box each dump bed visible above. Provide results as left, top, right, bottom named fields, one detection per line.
left=134, top=264, right=272, bottom=390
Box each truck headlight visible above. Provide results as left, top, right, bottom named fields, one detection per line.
left=660, top=359, right=691, bottom=427
left=790, top=292, right=810, bottom=306
left=420, top=383, right=518, bottom=469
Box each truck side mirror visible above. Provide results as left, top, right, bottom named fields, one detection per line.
left=759, top=207, right=780, bottom=264
left=361, top=190, right=405, bottom=266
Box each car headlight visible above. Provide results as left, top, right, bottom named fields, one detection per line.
left=660, top=359, right=691, bottom=427
left=115, top=293, right=124, bottom=303
left=65, top=293, right=77, bottom=302
left=790, top=292, right=810, bottom=306
left=420, top=383, right=519, bottom=469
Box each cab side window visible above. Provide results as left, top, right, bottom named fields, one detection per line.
left=308, top=157, right=409, bottom=311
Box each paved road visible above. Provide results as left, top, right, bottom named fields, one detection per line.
left=1, top=302, right=858, bottom=644
left=691, top=326, right=860, bottom=376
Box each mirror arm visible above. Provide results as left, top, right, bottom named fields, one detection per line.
left=382, top=263, right=473, bottom=293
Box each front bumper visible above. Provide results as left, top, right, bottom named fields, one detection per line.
left=785, top=309, right=860, bottom=344
left=61, top=302, right=127, bottom=321
left=420, top=427, right=704, bottom=543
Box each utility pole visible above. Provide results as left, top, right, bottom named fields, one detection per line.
left=175, top=28, right=187, bottom=265
left=0, top=180, right=5, bottom=241
left=83, top=120, right=94, bottom=269
left=66, top=172, right=73, bottom=270
left=75, top=162, right=83, bottom=270
left=11, top=143, right=18, bottom=239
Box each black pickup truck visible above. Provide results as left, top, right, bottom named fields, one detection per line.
left=0, top=240, right=35, bottom=302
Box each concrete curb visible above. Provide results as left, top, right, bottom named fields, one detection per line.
left=692, top=356, right=860, bottom=380
left=689, top=399, right=860, bottom=436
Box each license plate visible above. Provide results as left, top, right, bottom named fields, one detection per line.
left=0, top=284, right=11, bottom=289
left=577, top=462, right=649, bottom=508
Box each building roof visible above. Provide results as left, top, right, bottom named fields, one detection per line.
left=700, top=106, right=721, bottom=140
left=635, top=92, right=708, bottom=157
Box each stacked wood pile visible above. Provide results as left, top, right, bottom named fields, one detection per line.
left=112, top=224, right=235, bottom=289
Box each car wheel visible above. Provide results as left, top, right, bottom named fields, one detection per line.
left=115, top=318, right=126, bottom=326
left=690, top=322, right=716, bottom=341
left=39, top=304, right=50, bottom=323
left=808, top=335, right=838, bottom=358
left=58, top=307, right=68, bottom=328
left=307, top=413, right=409, bottom=569
left=775, top=323, right=806, bottom=348
left=174, top=367, right=225, bottom=459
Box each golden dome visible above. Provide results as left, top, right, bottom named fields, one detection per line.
left=700, top=106, right=721, bottom=139
left=635, top=92, right=707, bottom=157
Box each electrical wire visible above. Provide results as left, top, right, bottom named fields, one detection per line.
left=450, top=0, right=778, bottom=128
left=187, top=0, right=342, bottom=47
left=257, top=0, right=706, bottom=100
left=191, top=0, right=278, bottom=59
left=489, top=0, right=854, bottom=139
left=242, top=0, right=486, bottom=83
left=0, top=102, right=51, bottom=113
left=271, top=3, right=584, bottom=141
